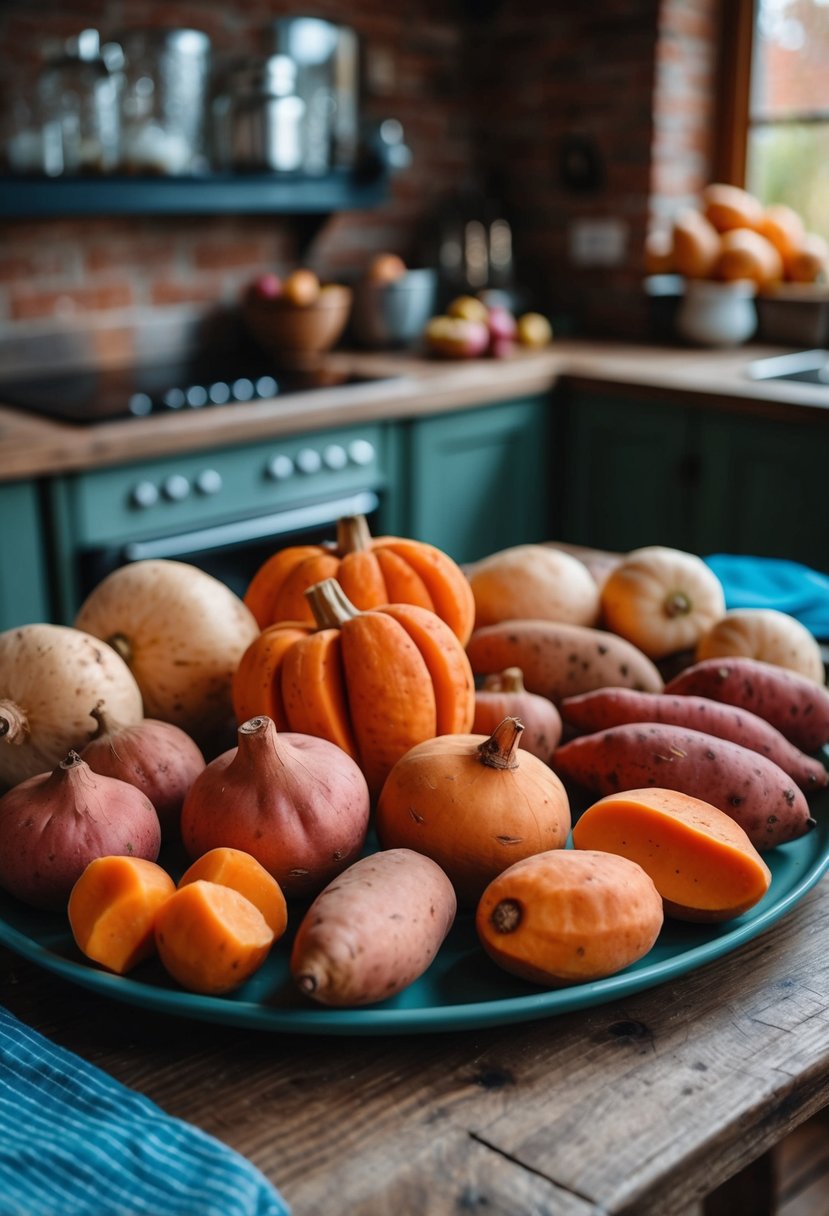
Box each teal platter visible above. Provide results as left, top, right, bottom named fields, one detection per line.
left=1, top=794, right=828, bottom=1036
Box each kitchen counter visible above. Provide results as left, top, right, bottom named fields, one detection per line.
left=2, top=338, right=828, bottom=483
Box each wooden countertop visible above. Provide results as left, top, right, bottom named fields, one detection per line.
left=1, top=338, right=828, bottom=483
left=3, top=874, right=829, bottom=1214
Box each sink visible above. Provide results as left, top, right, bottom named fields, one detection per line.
left=746, top=349, right=829, bottom=386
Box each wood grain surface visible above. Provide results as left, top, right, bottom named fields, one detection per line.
left=3, top=874, right=829, bottom=1215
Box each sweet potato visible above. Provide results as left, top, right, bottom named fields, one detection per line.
left=154, top=880, right=274, bottom=995
left=553, top=723, right=814, bottom=850
left=178, top=847, right=288, bottom=938
left=68, top=856, right=176, bottom=975
left=560, top=688, right=828, bottom=793
left=290, top=849, right=457, bottom=1006
left=572, top=788, right=772, bottom=922
left=466, top=620, right=663, bottom=704
left=475, top=849, right=663, bottom=986
left=664, top=656, right=829, bottom=753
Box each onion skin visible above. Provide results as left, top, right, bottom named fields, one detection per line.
left=0, top=752, right=161, bottom=910
left=80, top=713, right=206, bottom=840
left=181, top=716, right=371, bottom=899
left=0, top=624, right=144, bottom=791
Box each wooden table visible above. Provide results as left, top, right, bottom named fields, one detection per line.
left=3, top=873, right=829, bottom=1216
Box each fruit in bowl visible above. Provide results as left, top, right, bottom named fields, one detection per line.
left=243, top=267, right=352, bottom=361
left=366, top=252, right=408, bottom=283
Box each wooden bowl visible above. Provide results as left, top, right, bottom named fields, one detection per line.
left=243, top=284, right=353, bottom=362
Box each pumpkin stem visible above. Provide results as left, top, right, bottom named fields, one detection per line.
left=663, top=590, right=692, bottom=619
left=107, top=632, right=134, bottom=665
left=305, top=578, right=361, bottom=629
left=336, top=515, right=373, bottom=556
left=483, top=667, right=526, bottom=694
left=0, top=700, right=28, bottom=745
left=477, top=716, right=524, bottom=770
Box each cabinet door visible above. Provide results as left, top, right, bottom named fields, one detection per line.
left=560, top=393, right=693, bottom=552
left=404, top=397, right=553, bottom=564
left=0, top=480, right=51, bottom=629
left=695, top=412, right=829, bottom=569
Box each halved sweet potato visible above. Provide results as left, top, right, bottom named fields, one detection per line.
left=68, top=856, right=176, bottom=975
left=572, top=787, right=772, bottom=922
left=178, top=846, right=288, bottom=938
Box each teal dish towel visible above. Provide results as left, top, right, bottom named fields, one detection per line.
left=0, top=1005, right=290, bottom=1216
left=704, top=555, right=829, bottom=641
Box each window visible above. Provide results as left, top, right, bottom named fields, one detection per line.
left=734, top=0, right=829, bottom=241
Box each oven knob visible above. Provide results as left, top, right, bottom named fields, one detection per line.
left=347, top=439, right=375, bottom=466
left=130, top=480, right=159, bottom=508
left=162, top=474, right=191, bottom=501
left=266, top=454, right=294, bottom=481
left=296, top=447, right=322, bottom=474
left=195, top=469, right=222, bottom=496
left=322, top=444, right=348, bottom=470
left=185, top=384, right=208, bottom=408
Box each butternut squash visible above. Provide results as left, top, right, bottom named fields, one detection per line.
left=695, top=608, right=825, bottom=684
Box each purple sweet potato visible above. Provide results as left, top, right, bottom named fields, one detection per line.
left=560, top=688, right=828, bottom=794
left=664, top=657, right=829, bottom=753
left=552, top=723, right=814, bottom=850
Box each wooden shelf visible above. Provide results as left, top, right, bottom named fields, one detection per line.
left=0, top=164, right=390, bottom=218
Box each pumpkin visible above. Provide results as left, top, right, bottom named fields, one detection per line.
left=466, top=544, right=600, bottom=630
left=473, top=668, right=562, bottom=763
left=600, top=546, right=726, bottom=661
left=695, top=608, right=825, bottom=684
left=231, top=578, right=475, bottom=797
left=375, top=716, right=571, bottom=906
left=243, top=514, right=475, bottom=644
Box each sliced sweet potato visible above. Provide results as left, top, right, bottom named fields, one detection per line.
left=154, top=880, right=274, bottom=995
left=68, top=856, right=176, bottom=975
left=178, top=847, right=288, bottom=938
left=475, top=849, right=663, bottom=986
left=572, top=787, right=772, bottom=922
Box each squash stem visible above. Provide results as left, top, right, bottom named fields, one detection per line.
left=477, top=716, right=524, bottom=770
left=107, top=633, right=133, bottom=665
left=663, top=590, right=692, bottom=619
left=336, top=515, right=372, bottom=555
left=483, top=667, right=526, bottom=694
left=305, top=578, right=361, bottom=629
left=0, top=700, right=28, bottom=745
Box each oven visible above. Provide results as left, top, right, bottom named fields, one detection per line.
left=46, top=420, right=396, bottom=621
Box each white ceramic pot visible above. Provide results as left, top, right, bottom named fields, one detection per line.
left=676, top=279, right=758, bottom=347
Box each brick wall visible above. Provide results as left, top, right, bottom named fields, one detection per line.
left=0, top=0, right=722, bottom=346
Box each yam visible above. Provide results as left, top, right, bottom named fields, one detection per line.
left=664, top=657, right=829, bottom=753
left=68, top=856, right=176, bottom=975
left=572, top=788, right=772, bottom=921
left=466, top=620, right=663, bottom=704
left=475, top=850, right=663, bottom=986
left=560, top=687, right=828, bottom=793
left=178, top=847, right=288, bottom=938
left=552, top=723, right=814, bottom=850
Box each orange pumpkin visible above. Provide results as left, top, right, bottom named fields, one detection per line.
left=232, top=578, right=475, bottom=796
left=376, top=716, right=571, bottom=906
left=243, top=514, right=475, bottom=644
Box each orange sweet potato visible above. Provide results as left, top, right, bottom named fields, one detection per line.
left=154, top=880, right=274, bottom=995
left=466, top=620, right=663, bottom=704
left=572, top=787, right=772, bottom=922
left=560, top=688, right=828, bottom=793
left=178, top=847, right=288, bottom=938
left=68, top=856, right=176, bottom=975
left=552, top=723, right=814, bottom=850
left=475, top=849, right=663, bottom=986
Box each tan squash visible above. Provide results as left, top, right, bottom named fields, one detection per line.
left=600, top=546, right=726, bottom=661
left=696, top=608, right=825, bottom=684
left=466, top=544, right=600, bottom=630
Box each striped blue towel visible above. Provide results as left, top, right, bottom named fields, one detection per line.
left=0, top=1005, right=290, bottom=1216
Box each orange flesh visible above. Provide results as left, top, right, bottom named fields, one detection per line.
left=154, top=880, right=274, bottom=995
left=572, top=788, right=771, bottom=920
left=178, top=847, right=288, bottom=938
left=68, top=856, right=176, bottom=975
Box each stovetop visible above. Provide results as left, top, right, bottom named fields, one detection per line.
left=0, top=357, right=389, bottom=426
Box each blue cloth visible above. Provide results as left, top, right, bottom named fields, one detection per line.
left=704, top=554, right=829, bottom=640
left=0, top=1005, right=289, bottom=1216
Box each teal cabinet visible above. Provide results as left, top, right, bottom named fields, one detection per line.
left=403, top=395, right=554, bottom=564
left=0, top=480, right=51, bottom=629
left=560, top=388, right=829, bottom=571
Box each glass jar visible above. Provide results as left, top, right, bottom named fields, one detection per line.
left=218, top=56, right=305, bottom=173
left=116, top=28, right=211, bottom=174
left=37, top=29, right=119, bottom=174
